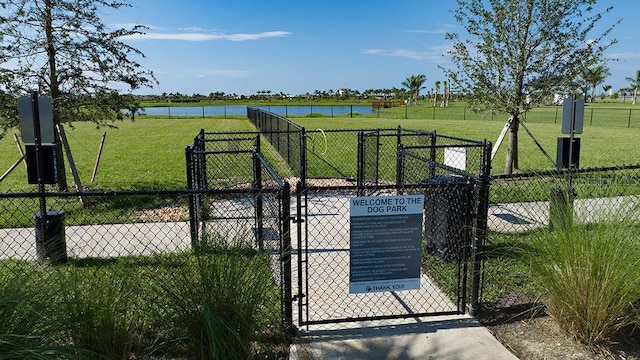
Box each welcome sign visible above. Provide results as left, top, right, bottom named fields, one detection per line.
left=349, top=194, right=424, bottom=294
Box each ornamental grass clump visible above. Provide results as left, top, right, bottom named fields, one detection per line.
left=532, top=217, right=640, bottom=345
left=0, top=262, right=79, bottom=359
left=0, top=263, right=46, bottom=356
left=52, top=265, right=146, bottom=359
left=153, top=247, right=281, bottom=360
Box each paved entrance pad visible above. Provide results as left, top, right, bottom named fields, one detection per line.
left=291, top=315, right=517, bottom=360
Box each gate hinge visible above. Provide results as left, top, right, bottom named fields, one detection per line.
left=292, top=293, right=305, bottom=302
left=291, top=217, right=305, bottom=223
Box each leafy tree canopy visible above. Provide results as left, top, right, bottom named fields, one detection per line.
left=444, top=0, right=619, bottom=173
left=0, top=0, right=157, bottom=132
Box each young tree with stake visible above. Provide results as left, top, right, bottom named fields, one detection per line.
left=0, top=0, right=156, bottom=189
left=444, top=0, right=619, bottom=174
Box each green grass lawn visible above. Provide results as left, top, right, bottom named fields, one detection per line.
left=2, top=104, right=639, bottom=192
left=0, top=118, right=256, bottom=192
left=295, top=116, right=640, bottom=174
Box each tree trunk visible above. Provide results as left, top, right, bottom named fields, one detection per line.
left=444, top=85, right=449, bottom=107
left=504, top=115, right=520, bottom=175
left=45, top=0, right=67, bottom=190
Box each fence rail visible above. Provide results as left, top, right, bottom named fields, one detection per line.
left=137, top=103, right=640, bottom=128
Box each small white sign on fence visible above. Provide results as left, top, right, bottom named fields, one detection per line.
left=444, top=147, right=466, bottom=171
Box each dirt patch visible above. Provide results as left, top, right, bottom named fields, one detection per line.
left=479, top=310, right=640, bottom=359
left=136, top=205, right=189, bottom=222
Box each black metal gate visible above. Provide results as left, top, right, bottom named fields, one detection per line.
left=295, top=129, right=491, bottom=326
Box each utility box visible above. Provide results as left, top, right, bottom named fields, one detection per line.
left=556, top=137, right=580, bottom=170
left=25, top=144, right=58, bottom=184
left=35, top=210, right=67, bottom=264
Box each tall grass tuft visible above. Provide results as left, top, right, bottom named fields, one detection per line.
left=52, top=265, right=144, bottom=359
left=0, top=262, right=81, bottom=359
left=154, top=248, right=281, bottom=359
left=532, top=215, right=640, bottom=345
left=0, top=263, right=46, bottom=357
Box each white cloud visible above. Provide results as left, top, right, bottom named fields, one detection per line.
left=404, top=23, right=458, bottom=35
left=124, top=29, right=291, bottom=41
left=363, top=45, right=450, bottom=61
left=608, top=51, right=640, bottom=60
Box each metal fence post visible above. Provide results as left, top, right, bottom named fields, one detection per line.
left=287, top=123, right=291, bottom=167
left=196, top=130, right=208, bottom=190
left=396, top=127, right=404, bottom=192
left=300, top=127, right=307, bottom=188
left=396, top=145, right=405, bottom=194
left=281, top=182, right=293, bottom=332
left=356, top=131, right=365, bottom=195
left=469, top=141, right=492, bottom=316
left=253, top=151, right=264, bottom=251
left=430, top=131, right=437, bottom=179
left=295, top=180, right=306, bottom=326
left=185, top=146, right=198, bottom=249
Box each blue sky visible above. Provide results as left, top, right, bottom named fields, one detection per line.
left=109, top=0, right=639, bottom=96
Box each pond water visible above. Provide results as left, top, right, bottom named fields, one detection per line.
left=138, top=105, right=374, bottom=117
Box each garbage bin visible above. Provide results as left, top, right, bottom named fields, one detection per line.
left=35, top=210, right=67, bottom=264
left=422, top=175, right=471, bottom=262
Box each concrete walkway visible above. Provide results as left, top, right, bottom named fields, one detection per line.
left=487, top=195, right=640, bottom=232
left=289, top=194, right=517, bottom=359
left=290, top=316, right=517, bottom=360
left=0, top=222, right=191, bottom=260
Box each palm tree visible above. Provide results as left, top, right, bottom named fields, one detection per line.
left=401, top=74, right=426, bottom=105
left=582, top=65, right=610, bottom=102
left=625, top=70, right=640, bottom=105
left=602, top=84, right=612, bottom=99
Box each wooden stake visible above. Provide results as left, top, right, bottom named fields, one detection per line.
left=0, top=155, right=25, bottom=183
left=491, top=117, right=512, bottom=161
left=91, top=132, right=107, bottom=183
left=13, top=133, right=27, bottom=169
left=56, top=124, right=85, bottom=205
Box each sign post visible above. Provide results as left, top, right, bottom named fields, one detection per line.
left=18, top=95, right=58, bottom=184
left=559, top=95, right=584, bottom=172
left=17, top=93, right=67, bottom=264
left=550, top=95, right=583, bottom=230
left=349, top=194, right=424, bottom=294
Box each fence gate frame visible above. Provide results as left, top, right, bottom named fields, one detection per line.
left=295, top=128, right=492, bottom=326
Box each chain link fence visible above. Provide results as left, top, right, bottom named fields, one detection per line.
left=0, top=128, right=292, bottom=357
left=3, top=106, right=638, bottom=355
left=185, top=129, right=292, bottom=326
left=0, top=187, right=292, bottom=357
left=481, top=164, right=640, bottom=319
